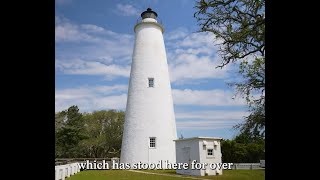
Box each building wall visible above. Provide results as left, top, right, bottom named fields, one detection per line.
left=120, top=18, right=177, bottom=165
left=176, top=139, right=201, bottom=176
left=176, top=138, right=222, bottom=176
left=198, top=140, right=222, bottom=176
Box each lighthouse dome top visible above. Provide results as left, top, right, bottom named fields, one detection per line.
left=141, top=8, right=158, bottom=19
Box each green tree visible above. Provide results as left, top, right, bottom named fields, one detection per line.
left=233, top=143, right=248, bottom=163
left=55, top=105, right=85, bottom=158
left=245, top=142, right=265, bottom=163
left=78, top=110, right=125, bottom=158
left=234, top=129, right=263, bottom=144
left=55, top=111, right=66, bottom=157
left=103, top=110, right=125, bottom=157
left=55, top=111, right=66, bottom=133
left=221, top=139, right=236, bottom=162
left=221, top=134, right=265, bottom=163
left=55, top=106, right=125, bottom=158
left=194, top=0, right=265, bottom=138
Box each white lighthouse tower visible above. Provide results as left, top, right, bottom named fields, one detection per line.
left=120, top=8, right=177, bottom=165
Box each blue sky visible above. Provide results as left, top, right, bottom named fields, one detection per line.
left=55, top=0, right=249, bottom=139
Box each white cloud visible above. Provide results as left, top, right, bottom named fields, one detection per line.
left=179, top=32, right=217, bottom=47
left=55, top=16, right=134, bottom=78
left=169, top=55, right=228, bottom=83
left=176, top=110, right=248, bottom=120
left=56, top=59, right=130, bottom=79
left=94, top=85, right=128, bottom=93
left=172, top=89, right=246, bottom=106
left=165, top=30, right=230, bottom=84
left=92, top=95, right=128, bottom=110
left=55, top=16, right=134, bottom=46
left=176, top=110, right=249, bottom=130
left=177, top=120, right=240, bottom=130
left=55, top=16, right=100, bottom=43
left=166, top=31, right=221, bottom=49
left=115, top=4, right=139, bottom=16
left=55, top=85, right=128, bottom=112
left=80, top=24, right=105, bottom=33
left=55, top=23, right=97, bottom=43
left=165, top=27, right=188, bottom=41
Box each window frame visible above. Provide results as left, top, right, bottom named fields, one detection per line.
left=149, top=137, right=156, bottom=148
left=148, top=77, right=154, bottom=88
left=207, top=148, right=214, bottom=156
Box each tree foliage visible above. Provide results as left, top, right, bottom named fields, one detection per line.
left=55, top=106, right=85, bottom=158
left=55, top=106, right=125, bottom=158
left=79, top=110, right=124, bottom=158
left=194, top=0, right=265, bottom=67
left=221, top=134, right=265, bottom=163
left=194, top=0, right=265, bottom=138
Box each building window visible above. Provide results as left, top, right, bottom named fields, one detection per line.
left=148, top=78, right=154, bottom=87
left=207, top=149, right=213, bottom=156
left=149, top=137, right=156, bottom=148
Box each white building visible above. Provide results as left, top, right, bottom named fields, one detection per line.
left=175, top=137, right=223, bottom=176
left=120, top=8, right=177, bottom=165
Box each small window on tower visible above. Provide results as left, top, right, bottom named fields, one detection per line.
left=207, top=149, right=213, bottom=156
left=148, top=78, right=154, bottom=87
left=149, top=137, right=156, bottom=148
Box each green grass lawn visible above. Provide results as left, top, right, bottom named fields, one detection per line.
left=66, top=169, right=265, bottom=180
left=143, top=169, right=265, bottom=180
left=66, top=170, right=184, bottom=180
left=199, top=170, right=265, bottom=180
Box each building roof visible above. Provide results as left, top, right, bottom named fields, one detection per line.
left=141, top=8, right=158, bottom=19
left=174, top=136, right=223, bottom=141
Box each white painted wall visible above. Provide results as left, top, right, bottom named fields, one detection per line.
left=175, top=137, right=222, bottom=176
left=55, top=163, right=80, bottom=180
left=175, top=139, right=201, bottom=176
left=260, top=160, right=265, bottom=168
left=120, top=16, right=177, bottom=165
left=198, top=139, right=222, bottom=176
left=55, top=166, right=65, bottom=180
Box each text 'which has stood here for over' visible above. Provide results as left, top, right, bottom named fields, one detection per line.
left=77, top=160, right=233, bottom=170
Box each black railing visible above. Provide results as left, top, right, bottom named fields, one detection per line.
left=135, top=17, right=164, bottom=27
